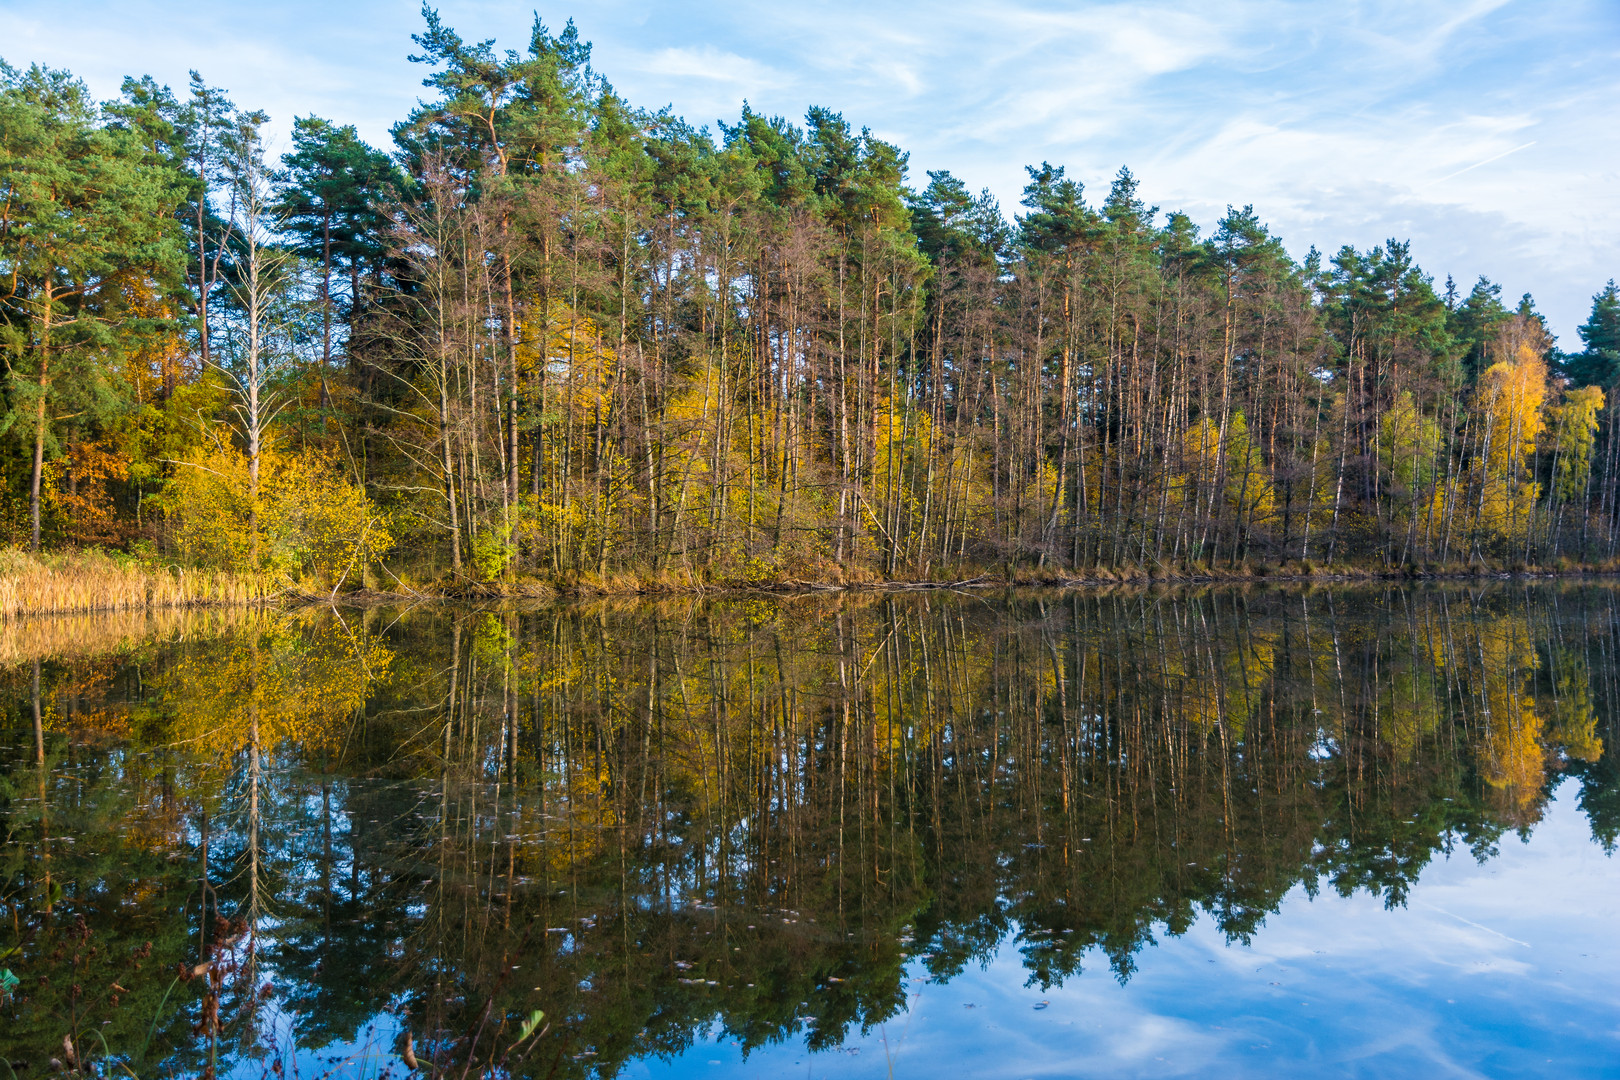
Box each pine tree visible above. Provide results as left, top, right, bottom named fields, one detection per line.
left=0, top=62, right=185, bottom=549
left=276, top=117, right=395, bottom=401
left=1566, top=281, right=1620, bottom=388
left=1450, top=276, right=1509, bottom=377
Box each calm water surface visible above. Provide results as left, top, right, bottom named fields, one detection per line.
left=3, top=586, right=1619, bottom=1078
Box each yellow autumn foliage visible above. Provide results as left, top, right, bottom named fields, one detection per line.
left=1176, top=411, right=1276, bottom=527
left=163, top=441, right=392, bottom=586
left=1550, top=384, right=1605, bottom=502
left=1379, top=391, right=1443, bottom=490
left=1480, top=343, right=1547, bottom=476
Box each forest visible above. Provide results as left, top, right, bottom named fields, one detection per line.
left=4, top=8, right=1620, bottom=596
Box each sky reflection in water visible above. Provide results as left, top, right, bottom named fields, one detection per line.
left=635, top=786, right=1620, bottom=1079
left=4, top=587, right=1620, bottom=1079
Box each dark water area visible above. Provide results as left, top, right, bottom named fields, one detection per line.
left=3, top=586, right=1620, bottom=1078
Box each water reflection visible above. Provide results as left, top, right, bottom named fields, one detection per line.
left=2, top=586, right=1617, bottom=1077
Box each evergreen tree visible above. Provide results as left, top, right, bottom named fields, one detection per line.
left=1566, top=280, right=1620, bottom=388
left=1450, top=275, right=1509, bottom=376
left=275, top=117, right=395, bottom=398
left=0, top=61, right=185, bottom=549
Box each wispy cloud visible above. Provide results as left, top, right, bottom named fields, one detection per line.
left=1420, top=141, right=1538, bottom=189
left=636, top=45, right=781, bottom=87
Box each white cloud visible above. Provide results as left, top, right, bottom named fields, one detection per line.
left=636, top=45, right=780, bottom=87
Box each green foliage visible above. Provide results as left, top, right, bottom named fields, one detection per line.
left=0, top=61, right=187, bottom=547
left=1564, top=280, right=1620, bottom=389
left=470, top=520, right=515, bottom=582
left=1451, top=276, right=1511, bottom=377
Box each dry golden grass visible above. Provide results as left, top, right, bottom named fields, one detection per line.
left=0, top=547, right=280, bottom=620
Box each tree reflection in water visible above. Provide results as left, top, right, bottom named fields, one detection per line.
left=1, top=585, right=1616, bottom=1077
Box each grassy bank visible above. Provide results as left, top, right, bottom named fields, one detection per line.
left=435, top=554, right=1620, bottom=600
left=7, top=548, right=1616, bottom=619
left=0, top=547, right=281, bottom=620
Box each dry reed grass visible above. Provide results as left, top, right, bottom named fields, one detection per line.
left=0, top=547, right=280, bottom=621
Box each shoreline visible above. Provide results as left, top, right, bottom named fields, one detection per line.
left=4, top=552, right=1615, bottom=620
left=309, top=563, right=1609, bottom=607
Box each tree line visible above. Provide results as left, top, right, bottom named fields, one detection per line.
left=4, top=9, right=1620, bottom=587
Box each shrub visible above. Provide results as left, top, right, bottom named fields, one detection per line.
left=161, top=442, right=392, bottom=588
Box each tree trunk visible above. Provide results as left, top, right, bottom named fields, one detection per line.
left=29, top=295, right=52, bottom=553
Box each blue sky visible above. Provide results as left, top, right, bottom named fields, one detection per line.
left=5, top=0, right=1617, bottom=344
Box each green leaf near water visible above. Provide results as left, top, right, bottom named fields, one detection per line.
left=516, top=1009, right=545, bottom=1042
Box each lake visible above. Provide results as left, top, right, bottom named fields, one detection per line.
left=3, top=585, right=1619, bottom=1078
